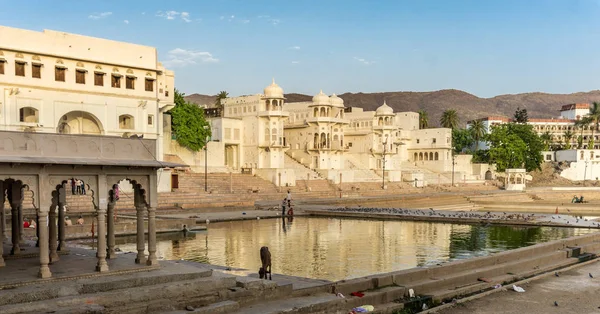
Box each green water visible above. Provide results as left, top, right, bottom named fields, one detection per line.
left=116, top=217, right=597, bottom=281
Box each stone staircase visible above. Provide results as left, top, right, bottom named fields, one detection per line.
left=400, top=162, right=453, bottom=185
left=344, top=155, right=382, bottom=182
left=0, top=261, right=296, bottom=314
left=284, top=154, right=323, bottom=180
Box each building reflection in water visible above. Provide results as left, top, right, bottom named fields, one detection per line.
left=115, top=217, right=597, bottom=281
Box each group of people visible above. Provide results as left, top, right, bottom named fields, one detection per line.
left=23, top=218, right=36, bottom=229
left=69, top=178, right=86, bottom=195
left=281, top=190, right=294, bottom=216
left=23, top=216, right=85, bottom=228
left=64, top=216, right=85, bottom=226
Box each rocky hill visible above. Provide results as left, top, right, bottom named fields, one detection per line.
left=185, top=90, right=600, bottom=127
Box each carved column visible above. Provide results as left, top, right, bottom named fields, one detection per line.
left=48, top=202, right=59, bottom=263
left=18, top=204, right=24, bottom=245
left=135, top=204, right=146, bottom=264
left=38, top=209, right=51, bottom=278
left=96, top=207, right=108, bottom=272
left=0, top=181, right=4, bottom=266
left=106, top=201, right=116, bottom=259
left=0, top=181, right=5, bottom=242
left=57, top=203, right=65, bottom=251
left=146, top=206, right=158, bottom=266
left=10, top=201, right=20, bottom=255
left=57, top=187, right=66, bottom=251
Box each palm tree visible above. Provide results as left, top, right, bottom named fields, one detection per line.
left=469, top=120, right=486, bottom=151
left=540, top=131, right=552, bottom=151
left=588, top=102, right=600, bottom=149
left=418, top=110, right=429, bottom=129
left=563, top=130, right=574, bottom=150
left=440, top=109, right=459, bottom=129
left=575, top=116, right=593, bottom=149
left=215, top=91, right=229, bottom=109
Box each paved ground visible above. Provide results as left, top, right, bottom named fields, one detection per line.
left=314, top=207, right=600, bottom=228
left=0, top=239, right=151, bottom=286
left=438, top=259, right=600, bottom=314
left=158, top=209, right=306, bottom=223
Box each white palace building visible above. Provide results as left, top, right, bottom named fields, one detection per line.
left=166, top=80, right=488, bottom=186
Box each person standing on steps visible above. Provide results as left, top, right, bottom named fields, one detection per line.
left=286, top=190, right=292, bottom=208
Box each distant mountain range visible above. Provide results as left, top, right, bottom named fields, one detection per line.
left=184, top=89, right=600, bottom=127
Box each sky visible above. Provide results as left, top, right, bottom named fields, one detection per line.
left=2, top=0, right=600, bottom=98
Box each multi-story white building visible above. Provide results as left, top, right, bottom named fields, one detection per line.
left=170, top=80, right=465, bottom=185
left=0, top=26, right=175, bottom=160
left=469, top=103, right=598, bottom=150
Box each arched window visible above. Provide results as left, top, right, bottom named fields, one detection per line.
left=429, top=152, right=434, bottom=160
left=378, top=118, right=383, bottom=126
left=118, top=114, right=134, bottom=129
left=320, top=133, right=326, bottom=148
left=414, top=152, right=418, bottom=161
left=424, top=153, right=429, bottom=161
left=419, top=152, right=423, bottom=160
left=320, top=107, right=327, bottom=117
left=19, top=107, right=39, bottom=123
left=434, top=152, right=439, bottom=160
left=271, top=128, right=277, bottom=142
left=314, top=108, right=319, bottom=117
left=314, top=133, right=319, bottom=149
left=264, top=128, right=270, bottom=142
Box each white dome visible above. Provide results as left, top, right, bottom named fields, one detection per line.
left=312, top=90, right=330, bottom=106
left=263, top=78, right=284, bottom=98
left=329, top=93, right=344, bottom=108
left=375, top=101, right=394, bottom=115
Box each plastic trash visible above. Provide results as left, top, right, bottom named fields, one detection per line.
left=513, top=285, right=525, bottom=293
left=493, top=284, right=502, bottom=289
left=351, top=305, right=374, bottom=313
left=336, top=293, right=345, bottom=298
left=422, top=303, right=429, bottom=310
left=408, top=288, right=415, bottom=298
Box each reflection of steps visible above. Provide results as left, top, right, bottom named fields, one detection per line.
left=284, top=154, right=322, bottom=180
left=344, top=155, right=382, bottom=182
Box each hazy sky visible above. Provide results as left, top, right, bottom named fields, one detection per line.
left=2, top=0, right=600, bottom=97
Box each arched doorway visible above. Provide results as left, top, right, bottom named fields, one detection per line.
left=57, top=111, right=104, bottom=135
left=485, top=170, right=492, bottom=180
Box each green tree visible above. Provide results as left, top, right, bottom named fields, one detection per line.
left=452, top=128, right=474, bottom=154
left=574, top=116, right=592, bottom=149
left=418, top=110, right=429, bottom=129
left=215, top=91, right=229, bottom=109
left=514, top=107, right=529, bottom=123
left=487, top=123, right=544, bottom=172
left=563, top=130, right=574, bottom=149
left=469, top=120, right=486, bottom=152
left=440, top=109, right=460, bottom=129
left=587, top=102, right=600, bottom=149
left=169, top=89, right=211, bottom=151
left=540, top=131, right=552, bottom=151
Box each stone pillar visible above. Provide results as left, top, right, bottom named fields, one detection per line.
left=135, top=204, right=146, bottom=264
left=106, top=202, right=116, bottom=259
left=0, top=182, right=5, bottom=242
left=57, top=204, right=66, bottom=251
left=96, top=207, right=108, bottom=272
left=10, top=202, right=20, bottom=255
left=48, top=202, right=59, bottom=263
left=35, top=213, right=39, bottom=247
left=57, top=187, right=66, bottom=251
left=38, top=209, right=51, bottom=278
left=146, top=206, right=158, bottom=266
left=18, top=204, right=24, bottom=245
left=0, top=181, right=4, bottom=266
